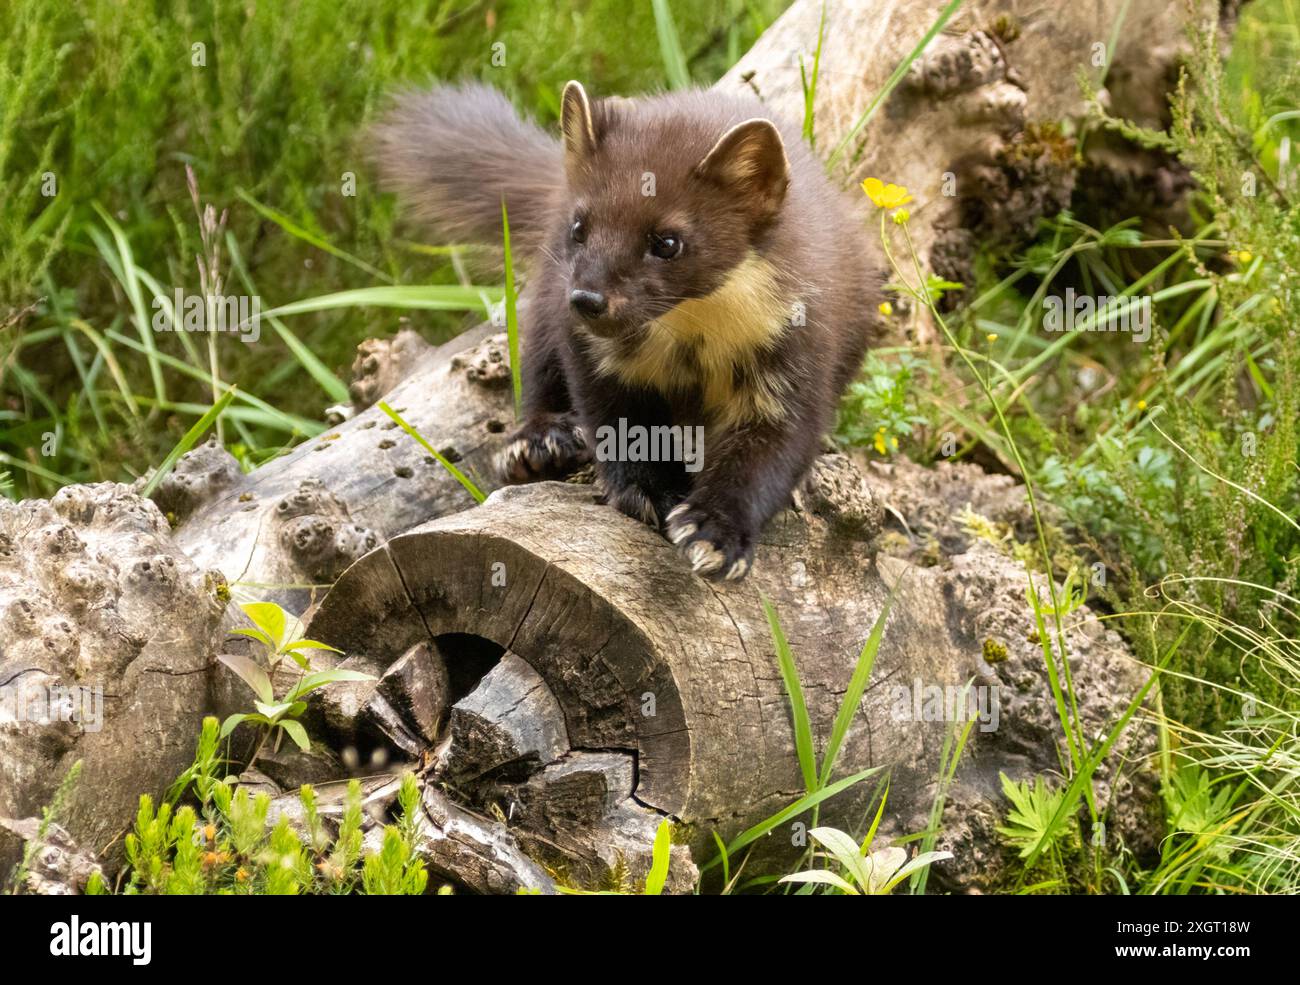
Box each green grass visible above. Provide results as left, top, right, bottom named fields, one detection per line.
left=838, top=0, right=1300, bottom=895
left=0, top=0, right=786, bottom=499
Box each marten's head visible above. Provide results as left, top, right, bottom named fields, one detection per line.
left=555, top=81, right=791, bottom=341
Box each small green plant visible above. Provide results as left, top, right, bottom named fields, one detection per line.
left=110, top=719, right=429, bottom=895
left=699, top=591, right=897, bottom=892
left=5, top=761, right=83, bottom=894
left=362, top=774, right=430, bottom=895
left=798, top=1, right=827, bottom=147
left=836, top=350, right=933, bottom=456
left=996, top=773, right=1076, bottom=865
left=780, top=825, right=952, bottom=895
left=217, top=600, right=371, bottom=768
left=557, top=817, right=676, bottom=895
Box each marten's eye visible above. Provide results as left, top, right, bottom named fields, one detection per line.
left=571, top=218, right=588, bottom=244
left=648, top=232, right=683, bottom=260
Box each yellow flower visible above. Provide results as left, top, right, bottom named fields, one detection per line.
left=892, top=208, right=910, bottom=225
left=862, top=177, right=913, bottom=209
left=891, top=437, right=899, bottom=450
left=874, top=432, right=887, bottom=455
left=986, top=333, right=997, bottom=343
left=1137, top=399, right=1147, bottom=411
left=878, top=301, right=893, bottom=317
left=1236, top=250, right=1253, bottom=264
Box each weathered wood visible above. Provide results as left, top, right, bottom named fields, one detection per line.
left=443, top=651, right=569, bottom=784
left=723, top=0, right=1217, bottom=311
left=0, top=483, right=224, bottom=877
left=314, top=641, right=449, bottom=758
left=401, top=785, right=557, bottom=895
left=307, top=461, right=1157, bottom=888
left=492, top=751, right=699, bottom=893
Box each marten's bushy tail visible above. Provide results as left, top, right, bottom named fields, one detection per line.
left=371, top=83, right=562, bottom=255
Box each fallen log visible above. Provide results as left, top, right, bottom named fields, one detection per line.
left=305, top=464, right=1158, bottom=889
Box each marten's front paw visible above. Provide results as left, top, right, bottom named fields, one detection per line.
left=594, top=477, right=682, bottom=531
left=664, top=502, right=754, bottom=581
left=498, top=414, right=591, bottom=483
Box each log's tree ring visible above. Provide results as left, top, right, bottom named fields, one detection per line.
left=307, top=491, right=694, bottom=817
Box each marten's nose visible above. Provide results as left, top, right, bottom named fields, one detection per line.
left=569, top=290, right=608, bottom=320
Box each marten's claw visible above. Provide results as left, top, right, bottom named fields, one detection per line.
left=498, top=414, right=591, bottom=483
left=665, top=503, right=754, bottom=581
left=595, top=479, right=682, bottom=531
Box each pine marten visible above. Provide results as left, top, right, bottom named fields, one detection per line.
left=373, top=81, right=883, bottom=581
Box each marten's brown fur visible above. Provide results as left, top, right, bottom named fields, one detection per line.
left=373, top=81, right=883, bottom=580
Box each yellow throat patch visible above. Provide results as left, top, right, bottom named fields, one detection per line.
left=590, top=253, right=794, bottom=428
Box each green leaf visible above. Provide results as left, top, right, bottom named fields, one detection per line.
left=219, top=714, right=250, bottom=739
left=809, top=826, right=869, bottom=887
left=779, top=869, right=858, bottom=894
left=234, top=189, right=392, bottom=283
left=229, top=626, right=275, bottom=649
left=240, top=602, right=287, bottom=648
left=287, top=668, right=375, bottom=701
left=644, top=819, right=673, bottom=895
left=650, top=0, right=691, bottom=90
left=280, top=719, right=310, bottom=752
left=254, top=700, right=295, bottom=721
left=216, top=653, right=274, bottom=704
left=881, top=851, right=953, bottom=894
left=283, top=639, right=342, bottom=654
left=819, top=579, right=899, bottom=788
left=702, top=767, right=880, bottom=872
left=377, top=401, right=486, bottom=503
left=255, top=285, right=500, bottom=322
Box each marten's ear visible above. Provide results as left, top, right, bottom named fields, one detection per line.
left=561, top=81, right=598, bottom=169
left=694, top=118, right=790, bottom=221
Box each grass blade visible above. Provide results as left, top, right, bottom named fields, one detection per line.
left=800, top=1, right=827, bottom=147
left=827, top=0, right=963, bottom=169
left=252, top=284, right=501, bottom=325
left=377, top=401, right=485, bottom=503
left=818, top=577, right=899, bottom=787
left=762, top=593, right=817, bottom=794
left=140, top=388, right=237, bottom=498
left=701, top=767, right=881, bottom=872
left=501, top=200, right=522, bottom=419
left=225, top=233, right=351, bottom=404
left=651, top=0, right=692, bottom=90
left=235, top=188, right=393, bottom=283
